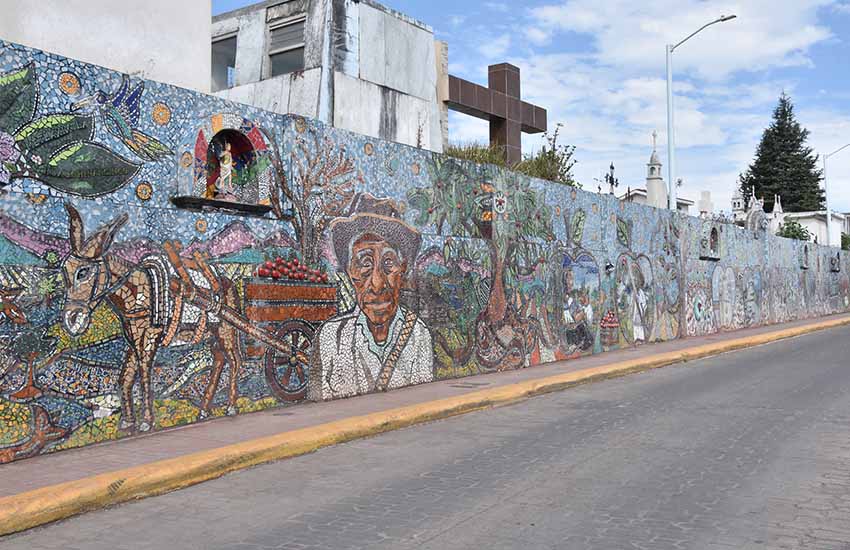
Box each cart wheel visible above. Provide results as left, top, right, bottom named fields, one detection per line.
left=265, top=320, right=314, bottom=402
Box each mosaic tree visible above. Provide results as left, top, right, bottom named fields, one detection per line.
left=408, top=157, right=554, bottom=370
left=263, top=123, right=360, bottom=267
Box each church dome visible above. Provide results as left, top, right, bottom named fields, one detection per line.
left=649, top=150, right=661, bottom=165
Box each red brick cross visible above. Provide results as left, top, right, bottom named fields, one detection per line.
left=447, top=63, right=548, bottom=165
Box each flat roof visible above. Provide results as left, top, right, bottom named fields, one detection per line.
left=213, top=0, right=433, bottom=32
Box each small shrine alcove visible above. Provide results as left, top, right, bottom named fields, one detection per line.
left=173, top=113, right=276, bottom=216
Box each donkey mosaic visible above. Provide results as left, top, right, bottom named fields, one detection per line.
left=60, top=204, right=243, bottom=431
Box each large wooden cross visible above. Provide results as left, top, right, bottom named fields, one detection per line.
left=446, top=63, right=547, bottom=165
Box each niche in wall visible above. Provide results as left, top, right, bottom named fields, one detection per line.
left=173, top=113, right=276, bottom=216
left=699, top=223, right=721, bottom=261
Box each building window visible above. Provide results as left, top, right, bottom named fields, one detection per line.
left=709, top=227, right=719, bottom=253
left=212, top=36, right=237, bottom=92
left=268, top=19, right=305, bottom=78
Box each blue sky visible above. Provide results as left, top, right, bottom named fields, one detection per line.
left=214, top=0, right=850, bottom=213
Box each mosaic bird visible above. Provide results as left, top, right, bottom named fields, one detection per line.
left=72, top=75, right=173, bottom=162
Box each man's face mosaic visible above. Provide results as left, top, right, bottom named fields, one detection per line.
left=347, top=233, right=406, bottom=337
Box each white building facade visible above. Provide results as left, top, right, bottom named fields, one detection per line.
left=211, top=0, right=445, bottom=152
left=732, top=187, right=844, bottom=245
left=0, top=0, right=211, bottom=92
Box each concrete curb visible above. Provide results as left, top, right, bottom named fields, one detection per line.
left=2, top=316, right=849, bottom=536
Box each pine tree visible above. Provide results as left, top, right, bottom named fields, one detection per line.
left=739, top=93, right=823, bottom=213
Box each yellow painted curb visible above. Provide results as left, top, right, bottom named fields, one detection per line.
left=2, top=315, right=849, bottom=536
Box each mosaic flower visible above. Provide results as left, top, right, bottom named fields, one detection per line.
left=0, top=131, right=20, bottom=184
left=195, top=218, right=208, bottom=233
left=58, top=72, right=81, bottom=95
left=0, top=131, right=20, bottom=164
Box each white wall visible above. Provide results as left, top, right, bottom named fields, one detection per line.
left=785, top=213, right=845, bottom=246
left=357, top=2, right=441, bottom=151
left=0, top=0, right=211, bottom=92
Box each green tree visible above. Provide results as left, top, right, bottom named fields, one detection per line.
left=739, top=93, right=823, bottom=213
left=841, top=232, right=850, bottom=251
left=445, top=125, right=579, bottom=187
left=776, top=219, right=811, bottom=241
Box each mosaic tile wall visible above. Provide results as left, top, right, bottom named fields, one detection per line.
left=1, top=39, right=847, bottom=463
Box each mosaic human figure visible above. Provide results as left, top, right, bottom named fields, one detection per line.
left=310, top=194, right=433, bottom=400
left=217, top=142, right=235, bottom=196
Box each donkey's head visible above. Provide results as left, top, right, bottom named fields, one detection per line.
left=60, top=203, right=128, bottom=336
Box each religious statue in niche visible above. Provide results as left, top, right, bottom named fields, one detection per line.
left=204, top=130, right=259, bottom=203
left=216, top=142, right=236, bottom=198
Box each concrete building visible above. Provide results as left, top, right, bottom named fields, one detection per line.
left=212, top=0, right=444, bottom=152
left=782, top=212, right=845, bottom=245
left=0, top=0, right=543, bottom=156
left=0, top=0, right=211, bottom=92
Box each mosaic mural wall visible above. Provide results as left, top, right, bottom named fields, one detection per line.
left=1, top=39, right=848, bottom=463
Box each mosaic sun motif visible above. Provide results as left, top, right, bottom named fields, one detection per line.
left=135, top=181, right=153, bottom=201
left=151, top=102, right=172, bottom=126
left=57, top=71, right=80, bottom=95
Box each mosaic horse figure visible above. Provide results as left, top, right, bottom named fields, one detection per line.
left=60, top=204, right=242, bottom=431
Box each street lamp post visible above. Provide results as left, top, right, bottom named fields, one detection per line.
left=824, top=143, right=850, bottom=247
left=666, top=15, right=737, bottom=211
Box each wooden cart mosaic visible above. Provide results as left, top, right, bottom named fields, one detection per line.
left=242, top=278, right=338, bottom=401
left=165, top=244, right=337, bottom=404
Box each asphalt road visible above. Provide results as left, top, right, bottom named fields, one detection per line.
left=6, top=326, right=850, bottom=550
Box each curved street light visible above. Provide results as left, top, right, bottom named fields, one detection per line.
left=824, top=143, right=850, bottom=247
left=666, top=14, right=737, bottom=211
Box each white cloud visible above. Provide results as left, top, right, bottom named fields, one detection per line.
left=448, top=15, right=466, bottom=27
left=834, top=2, right=850, bottom=12
left=441, top=0, right=848, bottom=213
left=528, top=0, right=834, bottom=80
left=799, top=108, right=850, bottom=211
left=477, top=33, right=512, bottom=60
left=525, top=27, right=551, bottom=46
left=483, top=2, right=509, bottom=12
left=447, top=112, right=489, bottom=145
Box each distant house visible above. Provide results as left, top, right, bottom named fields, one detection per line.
left=620, top=188, right=694, bottom=214
left=782, top=212, right=845, bottom=245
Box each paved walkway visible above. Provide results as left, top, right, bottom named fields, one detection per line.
left=1, top=314, right=847, bottom=499
left=7, top=320, right=850, bottom=549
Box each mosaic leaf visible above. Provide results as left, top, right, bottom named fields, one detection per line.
left=15, top=114, right=94, bottom=161
left=571, top=209, right=586, bottom=244
left=36, top=142, right=140, bottom=197
left=0, top=64, right=37, bottom=135
left=617, top=217, right=630, bottom=248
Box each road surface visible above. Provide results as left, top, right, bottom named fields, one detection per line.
left=5, top=326, right=850, bottom=549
